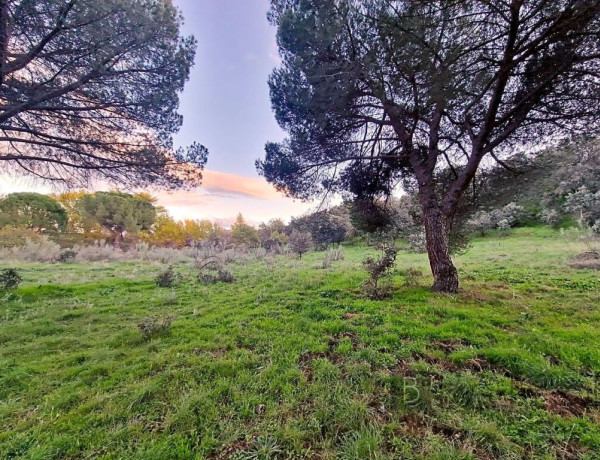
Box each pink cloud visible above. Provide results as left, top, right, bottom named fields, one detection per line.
left=200, top=169, right=282, bottom=200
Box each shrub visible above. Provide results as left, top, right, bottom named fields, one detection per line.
left=57, top=249, right=78, bottom=263
left=194, top=254, right=235, bottom=284
left=539, top=208, right=561, bottom=228
left=155, top=265, right=178, bottom=287
left=403, top=267, right=423, bottom=287
left=496, top=219, right=511, bottom=233
left=467, top=211, right=494, bottom=236
left=138, top=315, right=174, bottom=337
left=0, top=237, right=62, bottom=262
left=216, top=268, right=235, bottom=283
left=0, top=268, right=22, bottom=291
left=197, top=268, right=235, bottom=285
left=163, top=290, right=178, bottom=305
left=570, top=242, right=600, bottom=270
left=361, top=243, right=398, bottom=299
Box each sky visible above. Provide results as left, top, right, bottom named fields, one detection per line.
left=0, top=0, right=314, bottom=225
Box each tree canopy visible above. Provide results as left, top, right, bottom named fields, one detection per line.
left=0, top=192, right=67, bottom=232
left=77, top=192, right=156, bottom=248
left=0, top=0, right=207, bottom=188
left=230, top=213, right=260, bottom=247
left=258, top=0, right=600, bottom=292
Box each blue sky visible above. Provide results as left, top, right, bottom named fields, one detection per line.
left=173, top=0, right=285, bottom=177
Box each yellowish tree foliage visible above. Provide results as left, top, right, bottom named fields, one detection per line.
left=141, top=215, right=215, bottom=248
left=52, top=191, right=106, bottom=236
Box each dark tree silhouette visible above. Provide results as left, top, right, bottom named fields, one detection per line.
left=0, top=0, right=207, bottom=188
left=258, top=0, right=600, bottom=292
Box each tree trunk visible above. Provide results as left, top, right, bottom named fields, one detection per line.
left=419, top=188, right=459, bottom=293
left=113, top=231, right=123, bottom=250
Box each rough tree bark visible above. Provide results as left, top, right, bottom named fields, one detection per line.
left=418, top=184, right=459, bottom=293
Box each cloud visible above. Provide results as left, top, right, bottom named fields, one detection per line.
left=1, top=169, right=315, bottom=224
left=200, top=169, right=282, bottom=200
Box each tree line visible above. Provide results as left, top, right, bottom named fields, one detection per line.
left=0, top=191, right=356, bottom=251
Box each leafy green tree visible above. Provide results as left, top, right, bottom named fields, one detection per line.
left=0, top=0, right=207, bottom=188
left=0, top=192, right=67, bottom=232
left=258, top=1, right=600, bottom=292
left=230, top=213, right=260, bottom=247
left=77, top=192, right=156, bottom=249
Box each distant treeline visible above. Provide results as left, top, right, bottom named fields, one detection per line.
left=1, top=138, right=599, bottom=251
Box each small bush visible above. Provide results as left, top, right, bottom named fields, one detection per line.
left=163, top=290, right=178, bottom=305
left=216, top=268, right=235, bottom=283
left=570, top=244, right=600, bottom=270
left=138, top=315, right=174, bottom=337
left=0, top=237, right=61, bottom=262
left=198, top=268, right=235, bottom=285
left=539, top=208, right=561, bottom=228
left=361, top=281, right=394, bottom=300
left=361, top=243, right=398, bottom=299
left=57, top=249, right=78, bottom=263
left=155, top=265, right=177, bottom=288
left=403, top=267, right=423, bottom=287
left=0, top=268, right=22, bottom=291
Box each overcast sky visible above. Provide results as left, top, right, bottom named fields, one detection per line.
left=0, top=0, right=314, bottom=224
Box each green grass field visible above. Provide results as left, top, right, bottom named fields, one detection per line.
left=1, top=228, right=600, bottom=459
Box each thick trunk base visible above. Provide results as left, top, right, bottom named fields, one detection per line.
left=420, top=200, right=459, bottom=293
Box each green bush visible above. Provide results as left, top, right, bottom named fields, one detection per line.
left=155, top=265, right=177, bottom=288
left=0, top=268, right=22, bottom=291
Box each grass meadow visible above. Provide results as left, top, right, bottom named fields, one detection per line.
left=1, top=228, right=600, bottom=459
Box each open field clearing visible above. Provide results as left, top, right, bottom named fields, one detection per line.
left=1, top=229, right=600, bottom=459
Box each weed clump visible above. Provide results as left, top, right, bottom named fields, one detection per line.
left=198, top=268, right=235, bottom=285
left=361, top=243, right=398, bottom=299
left=570, top=243, right=600, bottom=270
left=322, top=246, right=344, bottom=269
left=403, top=267, right=423, bottom=287
left=138, top=315, right=174, bottom=337
left=57, top=249, right=78, bottom=263
left=195, top=255, right=235, bottom=285
left=0, top=268, right=22, bottom=291
left=155, top=265, right=178, bottom=287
